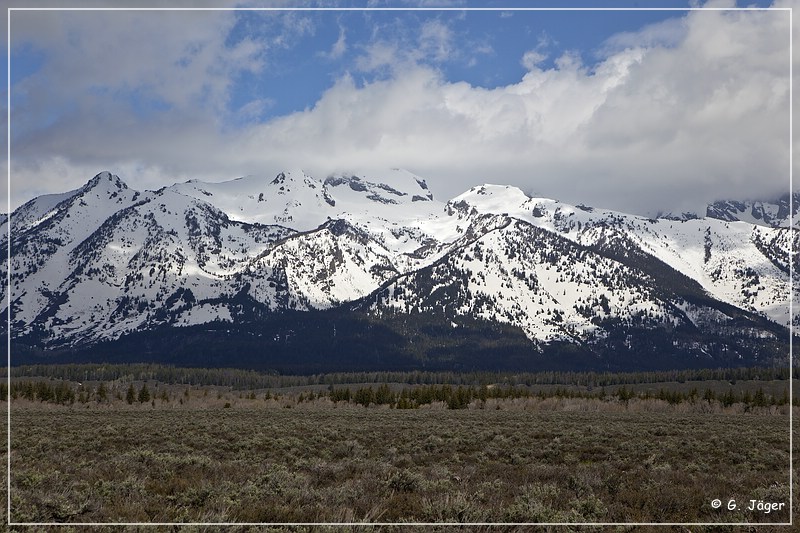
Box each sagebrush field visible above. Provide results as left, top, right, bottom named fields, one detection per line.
left=3, top=405, right=793, bottom=529
left=0, top=366, right=795, bottom=530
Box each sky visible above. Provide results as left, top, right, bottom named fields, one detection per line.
left=2, top=0, right=794, bottom=216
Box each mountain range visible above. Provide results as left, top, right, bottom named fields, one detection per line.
left=3, top=170, right=797, bottom=372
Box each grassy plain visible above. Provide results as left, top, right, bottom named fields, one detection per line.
left=3, top=397, right=793, bottom=531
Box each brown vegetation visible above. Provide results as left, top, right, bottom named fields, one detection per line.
left=3, top=404, right=792, bottom=529
left=0, top=366, right=794, bottom=530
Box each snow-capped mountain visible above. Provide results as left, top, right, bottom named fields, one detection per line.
left=2, top=171, right=796, bottom=371
left=706, top=192, right=800, bottom=228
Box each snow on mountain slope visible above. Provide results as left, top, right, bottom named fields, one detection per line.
left=4, top=169, right=455, bottom=347
left=448, top=184, right=797, bottom=328
left=239, top=219, right=400, bottom=310
left=3, top=173, right=143, bottom=328
left=7, top=171, right=139, bottom=247
left=321, top=168, right=433, bottom=210
left=1, top=188, right=80, bottom=236
left=3, top=169, right=795, bottom=360
left=371, top=215, right=685, bottom=344
left=706, top=193, right=800, bottom=228
left=320, top=170, right=451, bottom=262
left=171, top=168, right=459, bottom=272
left=6, top=182, right=293, bottom=346
left=169, top=168, right=437, bottom=231
left=168, top=169, right=333, bottom=230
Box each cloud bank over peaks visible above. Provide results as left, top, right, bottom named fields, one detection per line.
left=236, top=9, right=788, bottom=215
left=6, top=5, right=792, bottom=217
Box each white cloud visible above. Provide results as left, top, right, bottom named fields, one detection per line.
left=417, top=20, right=454, bottom=63
left=521, top=50, right=546, bottom=71
left=322, top=27, right=348, bottom=60
left=353, top=17, right=459, bottom=74
left=4, top=6, right=794, bottom=219
left=599, top=17, right=687, bottom=57
left=240, top=8, right=790, bottom=215
left=520, top=32, right=558, bottom=72
left=13, top=10, right=258, bottom=111
left=268, top=11, right=316, bottom=48
left=236, top=98, right=276, bottom=122
left=355, top=41, right=401, bottom=73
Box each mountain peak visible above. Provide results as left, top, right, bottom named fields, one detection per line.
left=323, top=169, right=434, bottom=205
left=82, top=171, right=129, bottom=194
left=270, top=171, right=288, bottom=185
left=706, top=192, right=799, bottom=228
left=270, top=169, right=310, bottom=184
left=451, top=184, right=529, bottom=210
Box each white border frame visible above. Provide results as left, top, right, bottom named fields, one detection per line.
left=5, top=5, right=794, bottom=528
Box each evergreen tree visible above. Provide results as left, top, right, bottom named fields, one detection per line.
left=779, top=388, right=790, bottom=406
left=138, top=384, right=151, bottom=404
left=353, top=386, right=375, bottom=407
left=478, top=385, right=489, bottom=402
left=753, top=388, right=767, bottom=408
left=688, top=388, right=699, bottom=404
left=22, top=382, right=34, bottom=401
left=36, top=382, right=53, bottom=402
left=617, top=386, right=634, bottom=404
left=721, top=389, right=736, bottom=407
left=96, top=382, right=108, bottom=403
left=375, top=384, right=393, bottom=405
left=741, top=390, right=753, bottom=407
left=126, top=384, right=136, bottom=405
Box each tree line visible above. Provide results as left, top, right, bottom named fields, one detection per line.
left=4, top=378, right=793, bottom=409
left=7, top=380, right=169, bottom=406
left=4, top=363, right=794, bottom=389
left=326, top=383, right=792, bottom=410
